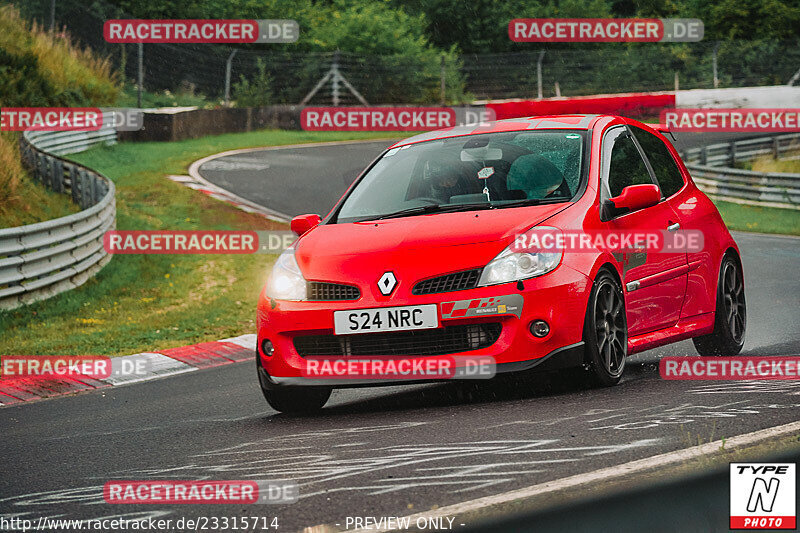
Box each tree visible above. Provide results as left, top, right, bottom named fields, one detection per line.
left=232, top=58, right=273, bottom=107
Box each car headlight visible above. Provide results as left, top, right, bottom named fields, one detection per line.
left=265, top=248, right=307, bottom=300
left=478, top=226, right=562, bottom=286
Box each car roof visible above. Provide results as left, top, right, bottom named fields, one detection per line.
left=389, top=114, right=607, bottom=148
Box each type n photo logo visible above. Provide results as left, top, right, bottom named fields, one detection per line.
left=730, top=463, right=796, bottom=530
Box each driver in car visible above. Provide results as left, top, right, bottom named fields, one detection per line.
left=424, top=160, right=471, bottom=203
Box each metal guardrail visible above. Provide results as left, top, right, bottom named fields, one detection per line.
left=681, top=133, right=800, bottom=210
left=0, top=129, right=117, bottom=310
left=22, top=112, right=117, bottom=155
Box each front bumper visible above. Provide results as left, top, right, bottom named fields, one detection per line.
left=256, top=264, right=590, bottom=388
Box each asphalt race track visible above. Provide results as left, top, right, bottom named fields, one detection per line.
left=2, top=133, right=799, bottom=531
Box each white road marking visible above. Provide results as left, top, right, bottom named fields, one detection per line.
left=219, top=333, right=257, bottom=350
left=102, top=352, right=196, bottom=386
left=345, top=419, right=800, bottom=533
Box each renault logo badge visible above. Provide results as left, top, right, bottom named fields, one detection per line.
left=377, top=272, right=397, bottom=295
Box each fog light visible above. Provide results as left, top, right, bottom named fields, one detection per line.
left=530, top=320, right=550, bottom=338
left=261, top=339, right=274, bottom=357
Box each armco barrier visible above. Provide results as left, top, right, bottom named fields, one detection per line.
left=485, top=92, right=676, bottom=120
left=681, top=133, right=800, bottom=210
left=0, top=131, right=116, bottom=310
left=119, top=105, right=302, bottom=142
left=23, top=113, right=117, bottom=156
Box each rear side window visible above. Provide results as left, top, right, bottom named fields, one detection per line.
left=632, top=126, right=685, bottom=198
left=607, top=132, right=652, bottom=198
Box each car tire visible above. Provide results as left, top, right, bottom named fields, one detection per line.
left=582, top=269, right=628, bottom=387
left=261, top=386, right=331, bottom=414
left=693, top=254, right=746, bottom=356
left=257, top=356, right=331, bottom=413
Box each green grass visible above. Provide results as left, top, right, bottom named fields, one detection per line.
left=0, top=173, right=81, bottom=228
left=0, top=132, right=82, bottom=228
left=714, top=199, right=800, bottom=236
left=0, top=129, right=405, bottom=356
left=747, top=156, right=800, bottom=174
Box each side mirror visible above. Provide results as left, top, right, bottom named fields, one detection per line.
left=602, top=184, right=660, bottom=220
left=290, top=214, right=321, bottom=236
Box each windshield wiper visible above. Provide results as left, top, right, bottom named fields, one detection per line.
left=372, top=202, right=493, bottom=220
left=367, top=198, right=567, bottom=221
left=491, top=197, right=570, bottom=209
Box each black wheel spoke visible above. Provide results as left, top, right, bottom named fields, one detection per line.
left=612, top=338, right=625, bottom=367
left=605, top=290, right=614, bottom=312
left=598, top=331, right=607, bottom=351
left=721, top=261, right=745, bottom=344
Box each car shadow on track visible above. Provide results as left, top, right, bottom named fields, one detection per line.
left=264, top=361, right=661, bottom=420
left=740, top=340, right=800, bottom=356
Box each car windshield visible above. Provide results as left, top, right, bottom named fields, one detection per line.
left=335, top=130, right=587, bottom=222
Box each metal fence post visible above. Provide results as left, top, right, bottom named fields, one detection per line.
left=537, top=51, right=545, bottom=99
left=730, top=141, right=737, bottom=166
left=440, top=54, right=446, bottom=106
left=773, top=136, right=780, bottom=159
left=53, top=159, right=64, bottom=193
left=712, top=41, right=720, bottom=88
left=137, top=42, right=144, bottom=108
left=71, top=166, right=80, bottom=204
left=224, top=49, right=238, bottom=107
left=331, top=51, right=341, bottom=106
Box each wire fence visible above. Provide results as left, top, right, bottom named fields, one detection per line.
left=17, top=0, right=800, bottom=105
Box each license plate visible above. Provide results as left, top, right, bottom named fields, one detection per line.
left=334, top=304, right=438, bottom=335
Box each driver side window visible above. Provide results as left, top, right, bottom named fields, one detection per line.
left=607, top=132, right=653, bottom=197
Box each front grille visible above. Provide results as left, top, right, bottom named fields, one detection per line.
left=307, top=281, right=360, bottom=301
left=412, top=268, right=482, bottom=295
left=294, top=323, right=502, bottom=357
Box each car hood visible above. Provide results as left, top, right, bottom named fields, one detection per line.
left=295, top=204, right=567, bottom=285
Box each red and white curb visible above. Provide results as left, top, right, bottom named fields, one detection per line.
left=0, top=334, right=256, bottom=407
left=166, top=174, right=288, bottom=221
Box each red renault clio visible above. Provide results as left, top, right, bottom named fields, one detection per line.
left=256, top=115, right=745, bottom=413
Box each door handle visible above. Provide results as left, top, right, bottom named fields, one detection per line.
left=667, top=222, right=680, bottom=232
